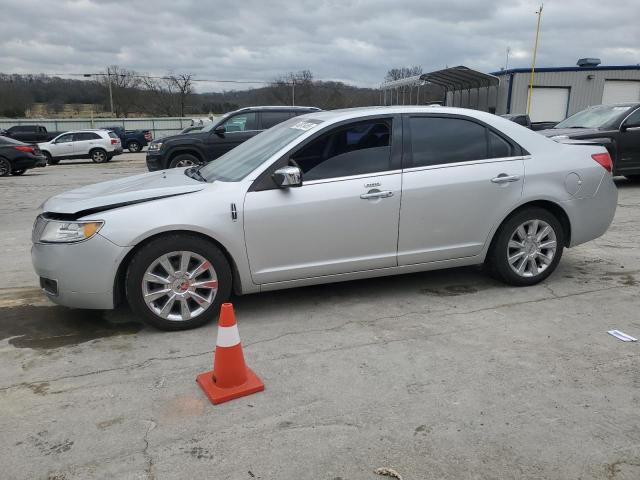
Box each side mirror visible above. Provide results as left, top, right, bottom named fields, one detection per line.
left=272, top=166, right=302, bottom=188
left=214, top=125, right=226, bottom=136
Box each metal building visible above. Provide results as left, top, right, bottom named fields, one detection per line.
left=493, top=60, right=640, bottom=122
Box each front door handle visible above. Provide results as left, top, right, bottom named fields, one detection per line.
left=491, top=174, right=521, bottom=184
left=360, top=190, right=394, bottom=200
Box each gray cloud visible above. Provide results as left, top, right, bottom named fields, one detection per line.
left=0, top=0, right=638, bottom=91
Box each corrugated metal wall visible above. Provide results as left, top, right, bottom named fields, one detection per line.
left=0, top=117, right=221, bottom=140
left=496, top=69, right=640, bottom=117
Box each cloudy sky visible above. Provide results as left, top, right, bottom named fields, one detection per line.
left=1, top=0, right=638, bottom=91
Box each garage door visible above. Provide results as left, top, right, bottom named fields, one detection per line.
left=529, top=87, right=570, bottom=122
left=602, top=80, right=640, bottom=105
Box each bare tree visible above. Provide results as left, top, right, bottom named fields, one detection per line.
left=384, top=66, right=423, bottom=82
left=167, top=73, right=194, bottom=117
left=139, top=75, right=177, bottom=116
left=102, top=65, right=141, bottom=117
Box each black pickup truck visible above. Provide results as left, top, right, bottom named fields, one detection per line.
left=4, top=125, right=66, bottom=143
left=103, top=126, right=152, bottom=152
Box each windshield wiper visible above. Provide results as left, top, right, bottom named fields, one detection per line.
left=185, top=166, right=206, bottom=182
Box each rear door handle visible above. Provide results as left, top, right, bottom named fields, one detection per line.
left=360, top=190, right=394, bottom=200
left=491, top=174, right=521, bottom=183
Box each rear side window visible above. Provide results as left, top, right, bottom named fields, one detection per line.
left=75, top=132, right=101, bottom=141
left=409, top=116, right=516, bottom=167
left=261, top=111, right=291, bottom=129
left=488, top=131, right=514, bottom=157
left=292, top=118, right=392, bottom=181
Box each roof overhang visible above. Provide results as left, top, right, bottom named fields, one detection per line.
left=419, top=66, right=499, bottom=91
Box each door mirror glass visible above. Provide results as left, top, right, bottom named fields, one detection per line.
left=272, top=166, right=302, bottom=188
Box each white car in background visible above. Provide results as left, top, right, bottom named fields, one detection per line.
left=38, top=129, right=123, bottom=165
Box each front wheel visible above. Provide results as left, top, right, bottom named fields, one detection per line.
left=169, top=153, right=200, bottom=169
left=0, top=157, right=11, bottom=176
left=126, top=234, right=232, bottom=330
left=486, top=207, right=564, bottom=286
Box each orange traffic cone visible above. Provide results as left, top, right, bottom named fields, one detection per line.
left=196, top=303, right=264, bottom=405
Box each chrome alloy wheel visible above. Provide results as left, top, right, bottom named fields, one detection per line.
left=142, top=250, right=218, bottom=321
left=507, top=219, right=557, bottom=278
left=175, top=158, right=197, bottom=167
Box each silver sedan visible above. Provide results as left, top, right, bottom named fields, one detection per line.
left=32, top=106, right=618, bottom=330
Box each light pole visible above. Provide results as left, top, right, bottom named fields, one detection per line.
left=527, top=4, right=544, bottom=116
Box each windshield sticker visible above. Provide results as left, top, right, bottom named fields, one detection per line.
left=291, top=120, right=319, bottom=131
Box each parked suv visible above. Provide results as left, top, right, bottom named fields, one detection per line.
left=39, top=130, right=123, bottom=164
left=146, top=106, right=320, bottom=171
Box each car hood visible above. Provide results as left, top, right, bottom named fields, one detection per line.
left=157, top=131, right=209, bottom=144
left=43, top=168, right=206, bottom=215
left=538, top=127, right=601, bottom=138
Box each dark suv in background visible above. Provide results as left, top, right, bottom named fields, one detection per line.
left=145, top=106, right=320, bottom=170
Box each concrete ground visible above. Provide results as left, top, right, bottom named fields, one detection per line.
left=1, top=154, right=639, bottom=479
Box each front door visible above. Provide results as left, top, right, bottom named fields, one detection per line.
left=398, top=114, right=525, bottom=265
left=206, top=112, right=260, bottom=160
left=243, top=116, right=402, bottom=284
left=51, top=133, right=75, bottom=157
left=616, top=108, right=640, bottom=174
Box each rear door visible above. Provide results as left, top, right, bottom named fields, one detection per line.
left=397, top=114, right=525, bottom=265
left=73, top=132, right=102, bottom=155
left=205, top=112, right=259, bottom=160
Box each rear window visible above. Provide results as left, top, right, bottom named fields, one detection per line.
left=0, top=136, right=24, bottom=145
left=76, top=132, right=102, bottom=141
left=108, top=132, right=118, bottom=139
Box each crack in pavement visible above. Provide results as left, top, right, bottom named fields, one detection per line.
left=142, top=419, right=157, bottom=480
left=1, top=283, right=635, bottom=392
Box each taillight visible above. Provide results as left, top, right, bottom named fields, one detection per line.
left=111, top=139, right=118, bottom=145
left=592, top=152, right=612, bottom=173
left=14, top=145, right=35, bottom=154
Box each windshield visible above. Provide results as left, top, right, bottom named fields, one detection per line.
left=199, top=117, right=323, bottom=182
left=555, top=105, right=631, bottom=129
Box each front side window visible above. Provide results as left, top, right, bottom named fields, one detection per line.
left=56, top=133, right=75, bottom=143
left=221, top=112, right=257, bottom=132
left=622, top=108, right=640, bottom=128
left=261, top=111, right=292, bottom=129
left=291, top=119, right=392, bottom=181
left=409, top=117, right=488, bottom=167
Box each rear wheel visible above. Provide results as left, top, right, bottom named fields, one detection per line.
left=486, top=207, right=564, bottom=286
left=169, top=153, right=200, bottom=169
left=11, top=169, right=26, bottom=176
left=128, top=141, right=141, bottom=153
left=125, top=234, right=232, bottom=330
left=0, top=157, right=11, bottom=176
left=90, top=148, right=108, bottom=163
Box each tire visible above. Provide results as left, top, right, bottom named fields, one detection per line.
left=127, top=141, right=141, bottom=153
left=44, top=152, right=59, bottom=165
left=169, top=153, right=201, bottom=169
left=625, top=175, right=640, bottom=182
left=90, top=148, right=108, bottom=163
left=11, top=169, right=26, bottom=176
left=486, top=207, right=564, bottom=286
left=125, top=234, right=232, bottom=331
left=0, top=157, right=11, bottom=177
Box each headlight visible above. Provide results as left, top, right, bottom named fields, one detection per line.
left=148, top=142, right=162, bottom=151
left=37, top=219, right=104, bottom=243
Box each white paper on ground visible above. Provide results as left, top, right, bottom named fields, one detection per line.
left=607, top=330, right=638, bottom=342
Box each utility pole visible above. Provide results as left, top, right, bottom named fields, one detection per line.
left=505, top=46, right=511, bottom=71
left=526, top=4, right=543, bottom=116
left=291, top=79, right=295, bottom=106
left=107, top=67, right=114, bottom=116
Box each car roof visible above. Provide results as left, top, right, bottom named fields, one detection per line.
left=232, top=106, right=321, bottom=113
